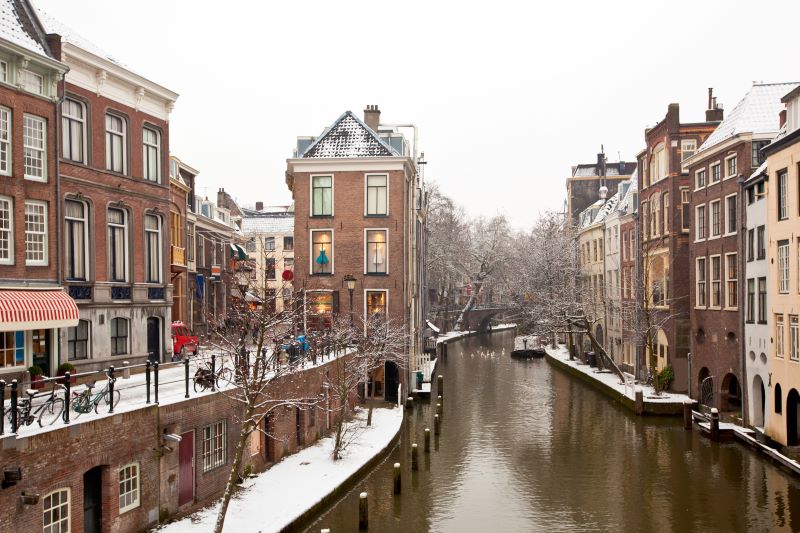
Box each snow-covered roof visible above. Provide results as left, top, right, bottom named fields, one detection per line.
left=697, top=82, right=800, bottom=154
left=747, top=160, right=768, bottom=184
left=571, top=161, right=637, bottom=178
left=242, top=215, right=294, bottom=234
left=618, top=172, right=638, bottom=215
left=301, top=111, right=400, bottom=158
left=37, top=10, right=127, bottom=67
left=0, top=0, right=47, bottom=56
left=593, top=191, right=621, bottom=224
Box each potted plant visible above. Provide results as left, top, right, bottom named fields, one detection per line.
left=57, top=362, right=76, bottom=384
left=28, top=365, right=44, bottom=390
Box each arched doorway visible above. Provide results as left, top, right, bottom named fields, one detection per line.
left=751, top=375, right=766, bottom=428
left=698, top=367, right=713, bottom=406
left=83, top=466, right=103, bottom=533
left=721, top=373, right=742, bottom=412
left=788, top=389, right=800, bottom=446
left=385, top=361, right=399, bottom=403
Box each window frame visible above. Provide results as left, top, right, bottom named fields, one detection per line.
left=23, top=114, right=47, bottom=181
left=144, top=214, right=163, bottom=284
left=118, top=462, right=140, bottom=513
left=695, top=204, right=706, bottom=242
left=108, top=207, right=129, bottom=283
left=779, top=240, right=790, bottom=294
left=42, top=487, right=70, bottom=533
left=791, top=315, right=800, bottom=361
left=364, top=289, right=388, bottom=331
left=696, top=257, right=707, bottom=308
left=681, top=139, right=697, bottom=162
left=757, top=225, right=766, bottom=260
left=709, top=200, right=721, bottom=239
left=778, top=169, right=788, bottom=220
left=110, top=317, right=129, bottom=355
left=777, top=314, right=785, bottom=358
left=105, top=112, right=127, bottom=174
left=0, top=106, right=11, bottom=176
left=364, top=173, right=389, bottom=216
left=202, top=420, right=226, bottom=472
left=364, top=228, right=389, bottom=275
left=24, top=200, right=48, bottom=266
left=724, top=154, right=738, bottom=180
left=64, top=199, right=89, bottom=280
left=724, top=252, right=738, bottom=310
left=0, top=195, right=12, bottom=265
left=695, top=169, right=707, bottom=190
left=67, top=319, right=90, bottom=360
left=710, top=254, right=722, bottom=308
left=746, top=278, right=755, bottom=323
left=758, top=277, right=767, bottom=324
left=62, top=97, right=87, bottom=164
left=310, top=174, right=333, bottom=217
left=724, top=193, right=737, bottom=236
left=142, top=125, right=161, bottom=183
left=309, top=229, right=334, bottom=275
left=710, top=162, right=721, bottom=183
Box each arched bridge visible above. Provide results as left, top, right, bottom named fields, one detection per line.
left=429, top=303, right=518, bottom=333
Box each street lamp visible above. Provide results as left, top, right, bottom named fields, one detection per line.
left=344, top=274, right=356, bottom=327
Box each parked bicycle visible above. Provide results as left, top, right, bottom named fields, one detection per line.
left=194, top=359, right=232, bottom=392
left=71, top=376, right=120, bottom=416
left=4, top=385, right=65, bottom=428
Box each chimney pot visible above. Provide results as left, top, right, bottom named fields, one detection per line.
left=708, top=88, right=713, bottom=110
left=255, top=201, right=264, bottom=211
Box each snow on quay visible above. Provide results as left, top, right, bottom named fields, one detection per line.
left=155, top=406, right=403, bottom=533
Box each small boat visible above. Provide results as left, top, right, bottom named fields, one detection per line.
left=511, top=335, right=545, bottom=358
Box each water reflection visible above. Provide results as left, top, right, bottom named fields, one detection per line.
left=303, top=331, right=800, bottom=533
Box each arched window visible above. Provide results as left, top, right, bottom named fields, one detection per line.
left=111, top=317, right=129, bottom=355
left=64, top=199, right=89, bottom=281
left=43, top=488, right=70, bottom=532
left=108, top=207, right=129, bottom=282
left=651, top=194, right=660, bottom=237
left=776, top=383, right=783, bottom=414
left=144, top=214, right=162, bottom=283
left=663, top=192, right=669, bottom=234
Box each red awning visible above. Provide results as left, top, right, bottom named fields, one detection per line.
left=0, top=289, right=80, bottom=332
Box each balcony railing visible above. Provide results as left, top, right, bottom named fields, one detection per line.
left=171, top=245, right=186, bottom=267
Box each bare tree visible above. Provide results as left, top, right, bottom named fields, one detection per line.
left=357, top=317, right=407, bottom=426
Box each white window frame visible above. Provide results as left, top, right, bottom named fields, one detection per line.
left=202, top=420, right=226, bottom=472
left=309, top=228, right=334, bottom=275
left=42, top=488, right=70, bottom=533
left=710, top=254, right=722, bottom=309
left=0, top=60, right=6, bottom=83
left=696, top=257, right=707, bottom=308
left=110, top=317, right=129, bottom=355
left=778, top=169, right=788, bottom=220
left=364, top=173, right=389, bottom=216
left=0, top=106, right=10, bottom=176
left=695, top=169, right=706, bottom=190
left=710, top=162, right=721, bottom=183
left=0, top=195, right=12, bottom=265
left=144, top=214, right=162, bottom=283
left=792, top=316, right=800, bottom=362
left=724, top=154, right=738, bottom=180
left=364, top=228, right=389, bottom=274
left=777, top=314, right=785, bottom=358
left=695, top=204, right=706, bottom=242
left=24, top=200, right=47, bottom=266
left=118, top=462, right=140, bottom=513
left=62, top=98, right=87, bottom=164
left=23, top=114, right=46, bottom=181
left=725, top=252, right=738, bottom=310
left=724, top=193, right=737, bottom=236
left=309, top=174, right=334, bottom=217
left=105, top=113, right=127, bottom=174
left=64, top=199, right=89, bottom=280
left=142, top=126, right=161, bottom=182
left=681, top=139, right=697, bottom=162
left=779, top=240, right=790, bottom=294
left=709, top=200, right=721, bottom=239
left=108, top=207, right=129, bottom=282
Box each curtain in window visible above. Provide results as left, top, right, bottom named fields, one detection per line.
left=108, top=208, right=126, bottom=281
left=65, top=200, right=85, bottom=280
left=366, top=175, right=387, bottom=215
left=145, top=215, right=160, bottom=282
left=366, top=230, right=386, bottom=273
left=312, top=176, right=332, bottom=215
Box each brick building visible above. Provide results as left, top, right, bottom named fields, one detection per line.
left=684, top=83, right=795, bottom=410
left=566, top=153, right=636, bottom=225
left=618, top=173, right=638, bottom=374
left=286, top=106, right=427, bottom=400
left=241, top=203, right=294, bottom=313
left=169, top=163, right=190, bottom=324
left=637, top=99, right=720, bottom=390
left=0, top=0, right=77, bottom=381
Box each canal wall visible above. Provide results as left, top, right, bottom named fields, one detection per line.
left=545, top=345, right=686, bottom=416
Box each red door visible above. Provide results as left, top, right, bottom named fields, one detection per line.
left=178, top=431, right=194, bottom=506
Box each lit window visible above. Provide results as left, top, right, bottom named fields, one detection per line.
left=62, top=99, right=86, bottom=163
left=366, top=229, right=387, bottom=274
left=42, top=488, right=70, bottom=533
left=311, top=175, right=332, bottom=216
left=25, top=201, right=47, bottom=265
left=366, top=290, right=387, bottom=325
left=0, top=196, right=11, bottom=264
left=118, top=463, right=140, bottom=513
left=142, top=127, right=160, bottom=182
left=366, top=174, right=388, bottom=215
left=23, top=114, right=46, bottom=180
left=111, top=318, right=129, bottom=355
left=203, top=420, right=226, bottom=472
left=105, top=114, right=126, bottom=173
left=311, top=230, right=332, bottom=274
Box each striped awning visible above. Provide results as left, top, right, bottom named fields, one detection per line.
left=0, top=289, right=80, bottom=332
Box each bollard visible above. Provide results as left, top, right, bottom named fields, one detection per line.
left=634, top=388, right=644, bottom=416
left=710, top=408, right=720, bottom=442
left=63, top=373, right=71, bottom=425
left=424, top=428, right=431, bottom=453
left=393, top=462, right=401, bottom=494
left=405, top=396, right=413, bottom=410
left=411, top=443, right=419, bottom=471
left=0, top=380, right=4, bottom=435
left=438, top=393, right=443, bottom=405
left=683, top=399, right=693, bottom=430
left=437, top=375, right=444, bottom=398
left=436, top=402, right=442, bottom=421
left=154, top=361, right=160, bottom=404
left=184, top=357, right=191, bottom=398
left=434, top=413, right=441, bottom=436
left=145, top=361, right=151, bottom=404
left=10, top=379, right=18, bottom=433
left=123, top=361, right=131, bottom=379
left=107, top=366, right=116, bottom=413
left=322, top=530, right=331, bottom=533
left=358, top=492, right=368, bottom=530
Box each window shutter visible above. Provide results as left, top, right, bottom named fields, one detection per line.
left=332, top=291, right=340, bottom=316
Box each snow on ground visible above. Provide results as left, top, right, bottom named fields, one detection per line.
left=545, top=345, right=692, bottom=405
left=155, top=406, right=403, bottom=533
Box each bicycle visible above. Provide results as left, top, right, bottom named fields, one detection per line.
left=194, top=359, right=232, bottom=392
left=5, top=384, right=66, bottom=428
left=71, top=377, right=120, bottom=416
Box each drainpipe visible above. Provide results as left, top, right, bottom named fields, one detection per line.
left=55, top=70, right=66, bottom=371
left=738, top=173, right=748, bottom=426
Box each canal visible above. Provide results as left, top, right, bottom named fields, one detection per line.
left=304, top=329, right=800, bottom=532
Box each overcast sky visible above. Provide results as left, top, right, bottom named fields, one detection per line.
left=35, top=0, right=800, bottom=228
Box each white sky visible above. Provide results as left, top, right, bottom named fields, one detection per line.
left=34, top=0, right=800, bottom=228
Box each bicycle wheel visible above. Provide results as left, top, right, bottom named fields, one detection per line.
left=216, top=367, right=232, bottom=388
left=38, top=397, right=64, bottom=427
left=94, top=390, right=121, bottom=414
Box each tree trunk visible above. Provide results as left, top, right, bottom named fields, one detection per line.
left=333, top=398, right=348, bottom=460
left=213, top=408, right=254, bottom=533
left=367, top=372, right=377, bottom=426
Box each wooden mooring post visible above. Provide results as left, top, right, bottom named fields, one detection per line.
left=359, top=492, right=369, bottom=529
left=683, top=399, right=693, bottom=430
left=424, top=428, right=431, bottom=452
left=405, top=396, right=413, bottom=410
left=436, top=402, right=442, bottom=421
left=437, top=375, right=444, bottom=398
left=710, top=408, right=720, bottom=442
left=434, top=414, right=441, bottom=435
left=634, top=388, right=644, bottom=416
left=412, top=443, right=419, bottom=470
left=393, top=463, right=401, bottom=494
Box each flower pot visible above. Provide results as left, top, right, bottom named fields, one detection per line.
left=30, top=374, right=44, bottom=390
left=57, top=372, right=76, bottom=385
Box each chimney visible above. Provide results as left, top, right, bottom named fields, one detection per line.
left=363, top=105, right=381, bottom=131
left=705, top=88, right=724, bottom=121
left=618, top=160, right=626, bottom=175
left=255, top=201, right=263, bottom=211
left=780, top=109, right=787, bottom=128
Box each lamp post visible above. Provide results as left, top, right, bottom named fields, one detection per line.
left=344, top=275, right=356, bottom=327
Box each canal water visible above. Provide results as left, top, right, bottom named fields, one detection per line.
left=303, top=330, right=800, bottom=532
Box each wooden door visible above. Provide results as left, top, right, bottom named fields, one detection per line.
left=178, top=431, right=194, bottom=506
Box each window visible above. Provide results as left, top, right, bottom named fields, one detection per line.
left=695, top=205, right=706, bottom=240
left=0, top=331, right=24, bottom=368
left=622, top=232, right=628, bottom=261
left=0, top=107, right=10, bottom=175
left=650, top=144, right=666, bottom=183
left=187, top=223, right=195, bottom=262
left=25, top=201, right=47, bottom=265
left=710, top=255, right=721, bottom=307
left=725, top=156, right=737, bottom=178
left=663, top=193, right=669, bottom=234
left=725, top=194, right=737, bottom=235
left=0, top=196, right=11, bottom=264
left=119, top=463, right=140, bottom=513
left=19, top=69, right=43, bottom=94
left=791, top=316, right=800, bottom=361
left=710, top=200, right=720, bottom=237
left=696, top=257, right=707, bottom=307
left=642, top=201, right=649, bottom=240
left=366, top=174, right=388, bottom=215
left=681, top=139, right=696, bottom=161
left=651, top=194, right=659, bottom=237
left=105, top=114, right=126, bottom=173
left=264, top=236, right=275, bottom=251
left=108, top=208, right=128, bottom=282
left=758, top=277, right=767, bottom=324
left=752, top=140, right=770, bottom=167
left=0, top=60, right=5, bottom=82
left=777, top=315, right=785, bottom=358
left=757, top=225, right=766, bottom=259
left=366, top=229, right=387, bottom=274
left=197, top=233, right=205, bottom=268
left=284, top=257, right=294, bottom=271
left=110, top=318, right=128, bottom=355
left=711, top=163, right=721, bottom=183
left=43, top=488, right=70, bottom=533
left=283, top=236, right=293, bottom=251
left=776, top=384, right=783, bottom=413
left=23, top=114, right=46, bottom=180
left=266, top=257, right=276, bottom=280
left=681, top=188, right=690, bottom=231
left=142, top=127, right=160, bottom=182
left=695, top=169, right=706, bottom=189
left=779, top=170, right=788, bottom=220
left=747, top=229, right=754, bottom=262
left=365, top=290, right=387, bottom=325
left=725, top=253, right=737, bottom=308
left=311, top=175, right=332, bottom=216
left=67, top=320, right=89, bottom=360
left=203, top=420, right=226, bottom=471
left=62, top=99, right=86, bottom=163
left=311, top=230, right=332, bottom=274
left=65, top=200, right=88, bottom=280
left=779, top=240, right=790, bottom=293
left=746, top=279, right=755, bottom=323
left=145, top=214, right=162, bottom=283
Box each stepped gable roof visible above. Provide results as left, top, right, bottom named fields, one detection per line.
left=242, top=213, right=294, bottom=234
left=571, top=161, right=637, bottom=178
left=301, top=111, right=400, bottom=158
left=0, top=0, right=48, bottom=55
left=698, top=82, right=800, bottom=154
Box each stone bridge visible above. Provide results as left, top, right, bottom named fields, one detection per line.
left=428, top=303, right=518, bottom=333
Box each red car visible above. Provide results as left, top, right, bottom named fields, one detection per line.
left=172, top=322, right=198, bottom=356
